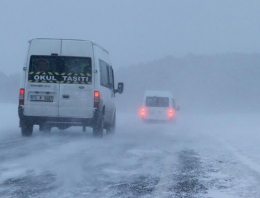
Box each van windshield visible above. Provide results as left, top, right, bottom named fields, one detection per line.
left=145, top=97, right=169, bottom=107
left=28, top=55, right=92, bottom=84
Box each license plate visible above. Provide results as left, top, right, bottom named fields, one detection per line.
left=30, top=95, right=54, bottom=102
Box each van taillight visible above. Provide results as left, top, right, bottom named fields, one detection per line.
left=140, top=107, right=146, bottom=117
left=94, top=91, right=100, bottom=108
left=19, top=88, right=25, bottom=105
left=168, top=108, right=175, bottom=118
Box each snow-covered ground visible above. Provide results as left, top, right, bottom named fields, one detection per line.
left=1, top=103, right=260, bottom=197
left=0, top=103, right=20, bottom=139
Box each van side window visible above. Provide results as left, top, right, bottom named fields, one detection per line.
left=99, top=59, right=113, bottom=89
left=108, top=67, right=114, bottom=89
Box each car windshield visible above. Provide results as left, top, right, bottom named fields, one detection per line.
left=28, top=55, right=92, bottom=84
left=145, top=96, right=169, bottom=107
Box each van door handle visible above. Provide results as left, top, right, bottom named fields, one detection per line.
left=63, top=95, right=70, bottom=99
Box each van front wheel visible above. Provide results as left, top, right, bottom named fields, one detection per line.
left=106, top=113, right=116, bottom=135
left=21, top=124, right=33, bottom=137
left=93, top=117, right=104, bottom=137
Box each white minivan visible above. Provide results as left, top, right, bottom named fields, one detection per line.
left=140, top=91, right=179, bottom=122
left=18, top=38, right=123, bottom=137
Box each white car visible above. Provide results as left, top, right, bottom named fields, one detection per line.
left=140, top=90, right=179, bottom=122
left=18, top=38, right=123, bottom=137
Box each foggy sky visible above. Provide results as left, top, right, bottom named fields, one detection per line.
left=1, top=0, right=260, bottom=75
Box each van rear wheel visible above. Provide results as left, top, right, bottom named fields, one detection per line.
left=93, top=117, right=104, bottom=137
left=106, top=113, right=116, bottom=135
left=21, top=124, right=33, bottom=137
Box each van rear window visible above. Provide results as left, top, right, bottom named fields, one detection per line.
left=28, top=55, right=92, bottom=84
left=146, top=97, right=169, bottom=107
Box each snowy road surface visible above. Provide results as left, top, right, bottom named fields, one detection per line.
left=1, top=103, right=260, bottom=197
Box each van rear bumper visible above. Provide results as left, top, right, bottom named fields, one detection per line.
left=18, top=106, right=98, bottom=127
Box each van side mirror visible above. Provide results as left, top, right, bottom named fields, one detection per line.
left=176, top=106, right=180, bottom=111
left=115, top=82, right=124, bottom=94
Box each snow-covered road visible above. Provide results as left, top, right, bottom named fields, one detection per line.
left=1, top=103, right=260, bottom=198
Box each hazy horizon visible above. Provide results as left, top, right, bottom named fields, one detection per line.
left=1, top=0, right=260, bottom=75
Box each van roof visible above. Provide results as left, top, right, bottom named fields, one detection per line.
left=29, top=38, right=109, bottom=54
left=144, top=90, right=173, bottom=98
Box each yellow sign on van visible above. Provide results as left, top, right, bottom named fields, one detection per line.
left=28, top=72, right=91, bottom=84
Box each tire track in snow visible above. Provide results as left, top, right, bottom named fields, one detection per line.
left=0, top=138, right=27, bottom=148
left=152, top=153, right=178, bottom=198
left=152, top=150, right=209, bottom=198
left=224, top=142, right=260, bottom=176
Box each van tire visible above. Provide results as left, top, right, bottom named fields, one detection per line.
left=106, top=113, right=116, bottom=134
left=21, top=124, right=33, bottom=137
left=93, top=117, right=104, bottom=137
